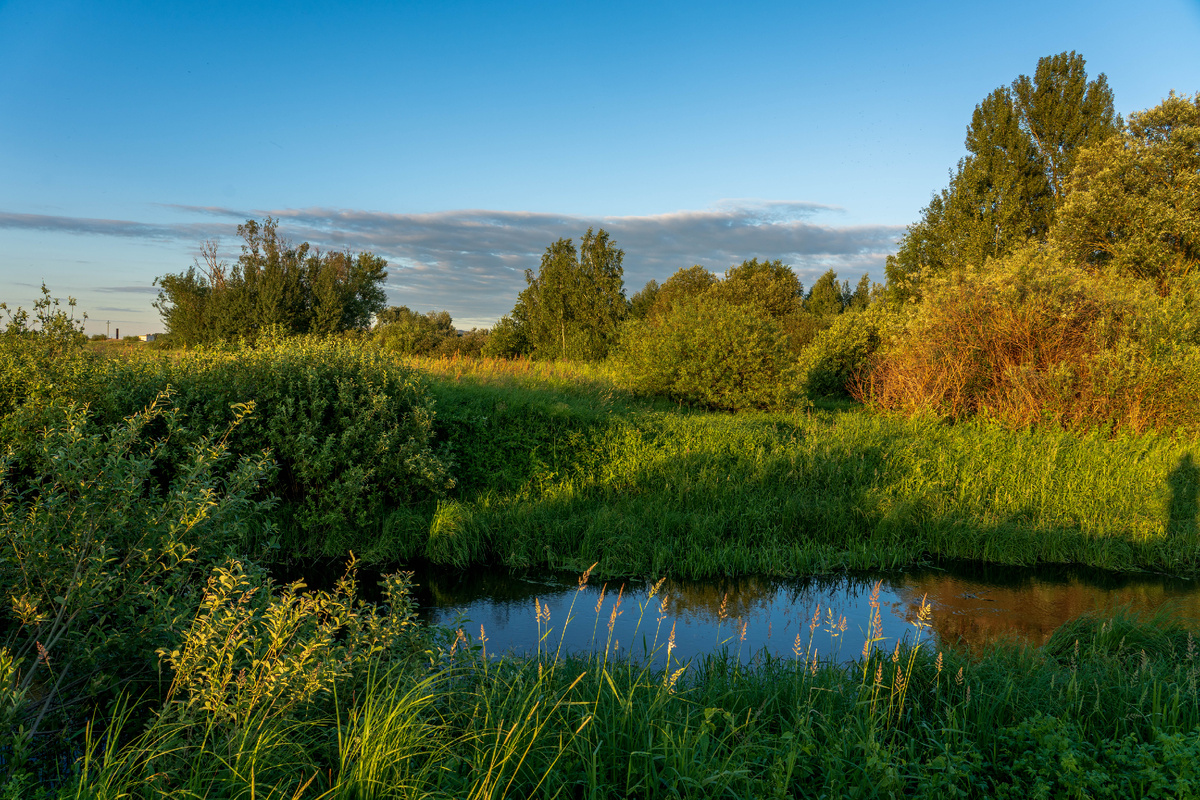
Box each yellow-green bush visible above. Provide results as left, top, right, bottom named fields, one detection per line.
left=795, top=304, right=893, bottom=398
left=91, top=335, right=454, bottom=546
left=613, top=295, right=798, bottom=411
left=863, top=247, right=1200, bottom=432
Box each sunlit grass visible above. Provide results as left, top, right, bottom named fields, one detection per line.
left=333, top=360, right=1200, bottom=578
left=63, top=572, right=1200, bottom=798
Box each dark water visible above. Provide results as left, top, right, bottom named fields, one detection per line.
left=284, top=559, right=1200, bottom=667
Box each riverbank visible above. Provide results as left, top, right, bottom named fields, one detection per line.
left=294, top=355, right=1200, bottom=579
left=57, top=600, right=1200, bottom=798
left=5, top=343, right=1200, bottom=796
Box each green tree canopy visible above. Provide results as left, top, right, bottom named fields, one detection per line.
left=648, top=265, right=718, bottom=319
left=887, top=52, right=1118, bottom=302
left=374, top=306, right=458, bottom=355
left=805, top=269, right=851, bottom=317
left=627, top=279, right=660, bottom=320
left=154, top=218, right=388, bottom=345
left=709, top=258, right=804, bottom=320
left=1052, top=91, right=1200, bottom=289
left=512, top=228, right=626, bottom=360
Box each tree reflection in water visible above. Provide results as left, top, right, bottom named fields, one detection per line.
left=414, top=562, right=1200, bottom=666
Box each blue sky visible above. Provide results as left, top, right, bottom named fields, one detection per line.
left=2, top=0, right=1198, bottom=334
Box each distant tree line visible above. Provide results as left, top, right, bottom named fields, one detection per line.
left=148, top=51, right=1200, bottom=433
left=374, top=305, right=488, bottom=358
left=154, top=217, right=388, bottom=345
left=479, top=225, right=875, bottom=408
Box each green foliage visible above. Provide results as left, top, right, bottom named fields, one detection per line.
left=94, top=335, right=453, bottom=548
left=54, top=590, right=1200, bottom=798
left=410, top=363, right=1200, bottom=578
left=614, top=295, right=797, bottom=411
left=513, top=228, right=626, bottom=360
left=887, top=51, right=1117, bottom=302
left=0, top=287, right=98, bottom=433
left=154, top=218, right=389, bottom=345
left=628, top=279, right=660, bottom=320
left=709, top=258, right=804, bottom=320
left=795, top=303, right=891, bottom=397
left=804, top=268, right=851, bottom=317
left=159, top=558, right=418, bottom=727
left=481, top=314, right=530, bottom=358
left=1054, top=91, right=1200, bottom=289
left=374, top=305, right=458, bottom=355
left=0, top=394, right=275, bottom=767
left=649, top=265, right=718, bottom=320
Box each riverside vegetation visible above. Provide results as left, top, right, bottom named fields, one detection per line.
left=3, top=324, right=1200, bottom=796
left=4, top=55, right=1200, bottom=796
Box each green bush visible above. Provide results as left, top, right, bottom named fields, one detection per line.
left=614, top=295, right=798, bottom=411
left=95, top=335, right=453, bottom=548
left=0, top=394, right=275, bottom=769
left=482, top=315, right=530, bottom=358
left=795, top=304, right=890, bottom=398
left=375, top=306, right=458, bottom=356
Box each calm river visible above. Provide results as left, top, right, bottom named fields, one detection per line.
left=401, top=561, right=1200, bottom=666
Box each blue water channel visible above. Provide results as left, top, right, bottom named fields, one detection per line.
left=404, top=562, right=1200, bottom=668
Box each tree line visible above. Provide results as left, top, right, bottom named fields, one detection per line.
left=154, top=217, right=389, bottom=345
left=151, top=51, right=1199, bottom=429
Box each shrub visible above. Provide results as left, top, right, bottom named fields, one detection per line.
left=0, top=288, right=102, bottom=455
left=375, top=307, right=458, bottom=356
left=614, top=295, right=798, bottom=411
left=862, top=246, right=1200, bottom=432
left=96, top=335, right=453, bottom=547
left=0, top=394, right=275, bottom=767
left=482, top=315, right=530, bottom=358
left=433, top=328, right=488, bottom=358
left=795, top=304, right=891, bottom=398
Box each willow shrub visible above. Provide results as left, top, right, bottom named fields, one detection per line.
left=794, top=304, right=892, bottom=398
left=613, top=295, right=799, bottom=411
left=0, top=394, right=276, bottom=774
left=94, top=334, right=454, bottom=550
left=862, top=247, right=1200, bottom=433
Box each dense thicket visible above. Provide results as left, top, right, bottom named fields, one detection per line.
left=374, top=305, right=488, bottom=357
left=154, top=217, right=389, bottom=345
left=868, top=89, right=1200, bottom=433
left=614, top=260, right=872, bottom=408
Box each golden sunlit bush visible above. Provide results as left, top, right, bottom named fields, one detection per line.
left=859, top=246, right=1200, bottom=433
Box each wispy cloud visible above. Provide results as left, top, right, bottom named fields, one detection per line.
left=94, top=285, right=162, bottom=294
left=1, top=203, right=902, bottom=327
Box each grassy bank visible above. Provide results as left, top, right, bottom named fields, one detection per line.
left=324, top=355, right=1200, bottom=579
left=52, top=595, right=1200, bottom=799
left=5, top=342, right=1200, bottom=796
left=8, top=343, right=1197, bottom=578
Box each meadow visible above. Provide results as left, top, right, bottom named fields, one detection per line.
left=3, top=337, right=1200, bottom=797
left=376, top=354, right=1200, bottom=580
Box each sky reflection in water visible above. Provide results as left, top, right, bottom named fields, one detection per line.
left=410, top=563, right=1200, bottom=668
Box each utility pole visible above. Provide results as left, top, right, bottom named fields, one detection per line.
left=106, top=320, right=111, bottom=339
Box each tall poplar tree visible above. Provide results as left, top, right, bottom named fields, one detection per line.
left=513, top=228, right=626, bottom=360
left=887, top=51, right=1118, bottom=302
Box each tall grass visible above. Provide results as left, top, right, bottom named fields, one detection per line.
left=60, top=577, right=1200, bottom=798
left=347, top=363, right=1200, bottom=578
left=11, top=338, right=1199, bottom=577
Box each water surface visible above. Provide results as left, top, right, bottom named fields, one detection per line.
left=406, top=561, right=1200, bottom=667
